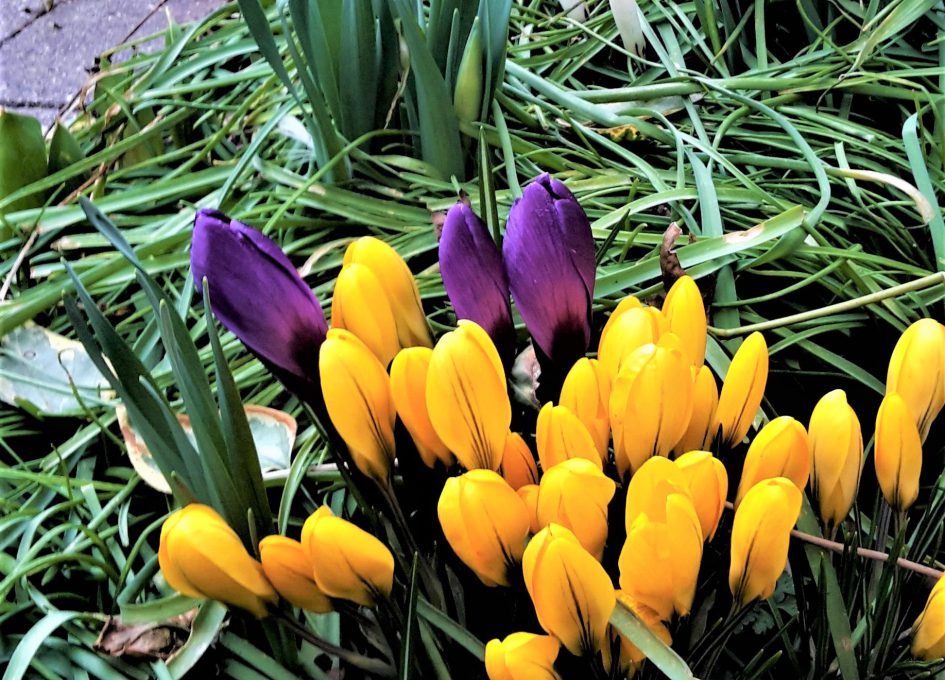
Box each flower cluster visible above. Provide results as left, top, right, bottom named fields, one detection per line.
left=164, top=174, right=945, bottom=677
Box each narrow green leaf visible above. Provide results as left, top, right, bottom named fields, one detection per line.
left=609, top=601, right=696, bottom=680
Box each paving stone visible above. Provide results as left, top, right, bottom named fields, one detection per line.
left=0, top=0, right=55, bottom=45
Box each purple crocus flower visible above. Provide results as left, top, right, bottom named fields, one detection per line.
left=439, top=202, right=515, bottom=365
left=191, top=208, right=328, bottom=403
left=503, top=174, right=595, bottom=372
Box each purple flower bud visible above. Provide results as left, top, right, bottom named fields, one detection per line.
left=503, top=174, right=595, bottom=370
left=439, top=202, right=514, bottom=363
left=191, top=209, right=328, bottom=402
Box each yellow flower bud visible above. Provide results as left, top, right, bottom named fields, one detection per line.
left=624, top=456, right=688, bottom=533
left=390, top=347, right=453, bottom=468
left=302, top=506, right=394, bottom=607
left=875, top=392, right=922, bottom=511
left=716, top=331, right=768, bottom=448
left=913, top=574, right=945, bottom=660
left=559, top=357, right=611, bottom=461
left=610, top=592, right=672, bottom=675
left=523, top=524, right=616, bottom=656
left=610, top=335, right=693, bottom=477
left=158, top=504, right=276, bottom=618
left=485, top=632, right=562, bottom=680
left=675, top=365, right=719, bottom=455
left=536, top=402, right=601, bottom=471
left=662, top=275, right=707, bottom=367
left=808, top=389, right=863, bottom=528
left=598, top=301, right=666, bottom=378
left=427, top=321, right=511, bottom=470
left=735, top=416, right=810, bottom=507
left=341, top=235, right=432, bottom=350
left=259, top=535, right=332, bottom=613
left=319, top=329, right=396, bottom=484
left=438, top=470, right=530, bottom=586
left=518, top=484, right=542, bottom=534
left=331, top=262, right=400, bottom=366
left=674, top=450, right=728, bottom=540
left=537, top=459, right=616, bottom=560
left=886, top=318, right=945, bottom=441
left=502, top=432, right=539, bottom=490
left=729, top=477, right=802, bottom=606
left=619, top=487, right=702, bottom=620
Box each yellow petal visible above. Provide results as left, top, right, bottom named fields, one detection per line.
left=913, top=576, right=945, bottom=660
left=598, top=305, right=666, bottom=379
left=331, top=263, right=401, bottom=366
left=662, top=275, right=707, bottom=368
left=875, top=392, right=922, bottom=511
left=560, top=357, right=611, bottom=461
left=716, top=332, right=768, bottom=447
left=736, top=416, right=810, bottom=506
left=537, top=458, right=616, bottom=559
left=808, top=389, right=863, bottom=528
left=485, top=633, right=562, bottom=680
left=536, top=402, right=601, bottom=471
left=887, top=318, right=945, bottom=442
left=259, top=535, right=333, bottom=613
left=502, top=431, right=539, bottom=490
left=390, top=347, right=453, bottom=468
left=674, top=450, right=728, bottom=540
left=675, top=365, right=719, bottom=455
left=518, top=484, right=542, bottom=534
left=624, top=456, right=688, bottom=530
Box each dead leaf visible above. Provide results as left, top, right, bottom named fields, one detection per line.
left=94, top=610, right=195, bottom=660
left=660, top=223, right=687, bottom=292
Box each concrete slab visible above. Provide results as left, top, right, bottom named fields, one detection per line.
left=0, top=0, right=54, bottom=45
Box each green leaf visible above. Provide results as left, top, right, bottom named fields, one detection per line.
left=166, top=601, right=228, bottom=680
left=119, top=594, right=200, bottom=625
left=0, top=109, right=47, bottom=220
left=609, top=601, right=696, bottom=680
left=2, top=610, right=84, bottom=680
left=400, top=553, right=421, bottom=680
left=416, top=598, right=484, bottom=661
left=902, top=113, right=945, bottom=269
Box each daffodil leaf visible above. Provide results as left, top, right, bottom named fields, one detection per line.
left=609, top=601, right=697, bottom=680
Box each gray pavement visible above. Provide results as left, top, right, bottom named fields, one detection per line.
left=1, top=0, right=226, bottom=129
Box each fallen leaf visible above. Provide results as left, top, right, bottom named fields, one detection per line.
left=94, top=610, right=195, bottom=661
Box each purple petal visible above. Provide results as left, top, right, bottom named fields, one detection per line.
left=503, top=174, right=595, bottom=368
left=439, top=203, right=514, bottom=361
left=191, top=208, right=327, bottom=398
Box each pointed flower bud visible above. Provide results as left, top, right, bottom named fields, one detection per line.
left=560, top=357, right=611, bottom=460
left=729, top=477, right=801, bottom=606
left=159, top=504, right=277, bottom=618
left=623, top=456, right=688, bottom=533
left=503, top=174, right=595, bottom=369
left=735, top=416, right=810, bottom=507
left=523, top=524, right=616, bottom=656
left=662, top=275, right=707, bottom=367
left=453, top=19, right=483, bottom=126
left=536, top=402, right=601, bottom=471
left=598, top=301, right=666, bottom=379
left=390, top=347, right=453, bottom=468
left=875, top=392, right=922, bottom=511
left=610, top=335, right=693, bottom=477
left=716, top=332, right=769, bottom=448
left=485, top=632, right=562, bottom=680
left=808, top=389, right=863, bottom=528
left=333, top=236, right=432, bottom=365
left=674, top=365, right=719, bottom=455
left=674, top=451, right=728, bottom=540
left=259, top=535, right=332, bottom=613
left=427, top=321, right=511, bottom=470
left=886, top=318, right=945, bottom=442
left=913, top=573, right=945, bottom=661
left=438, top=470, right=531, bottom=586
left=502, top=432, right=539, bottom=490
left=537, top=459, right=616, bottom=560
left=302, top=506, right=394, bottom=607
left=439, top=202, right=514, bottom=362
left=319, top=329, right=396, bottom=483
left=191, top=209, right=327, bottom=403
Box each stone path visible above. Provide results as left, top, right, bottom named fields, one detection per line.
left=1, top=0, right=225, bottom=129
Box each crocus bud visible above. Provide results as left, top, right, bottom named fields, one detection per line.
left=675, top=365, right=719, bottom=454
left=729, top=477, right=802, bottom=606
left=503, top=174, right=596, bottom=370
left=390, top=347, right=454, bottom=468
left=331, top=262, right=400, bottom=366
left=559, top=357, right=611, bottom=460
left=453, top=19, right=483, bottom=126
left=518, top=484, right=542, bottom=533
left=598, top=302, right=666, bottom=379
left=259, top=535, right=332, bottom=613
left=439, top=202, right=514, bottom=363
left=537, top=459, right=616, bottom=560
left=674, top=451, right=728, bottom=540
left=523, top=524, right=616, bottom=656
left=438, top=470, right=531, bottom=586
left=913, top=574, right=945, bottom=660
left=159, top=504, right=277, bottom=618
left=624, top=456, right=688, bottom=532
left=502, top=432, right=539, bottom=490
left=619, top=480, right=703, bottom=620
left=886, top=318, right=945, bottom=441
left=716, top=332, right=769, bottom=448
left=485, top=632, right=562, bottom=680
left=610, top=593, right=672, bottom=675
left=735, top=416, right=810, bottom=507
left=662, top=275, right=707, bottom=367
left=319, top=329, right=396, bottom=484
left=536, top=402, right=601, bottom=471
left=427, top=321, right=511, bottom=470
left=875, top=392, right=922, bottom=511
left=610, top=335, right=693, bottom=477
left=808, top=389, right=863, bottom=528
left=340, top=235, right=432, bottom=351
left=191, top=209, right=328, bottom=403
left=302, top=506, right=394, bottom=607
